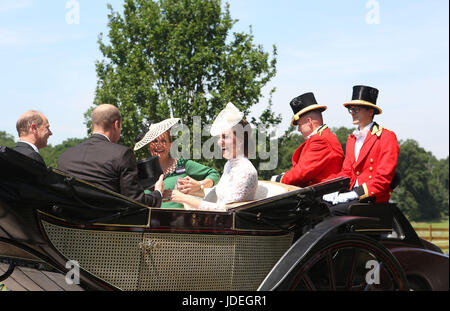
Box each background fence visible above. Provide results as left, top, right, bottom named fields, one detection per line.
left=413, top=224, right=449, bottom=253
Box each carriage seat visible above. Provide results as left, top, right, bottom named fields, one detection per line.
left=221, top=181, right=300, bottom=209
left=347, top=202, right=395, bottom=234
left=253, top=180, right=299, bottom=200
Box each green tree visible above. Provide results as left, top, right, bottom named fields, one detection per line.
left=275, top=126, right=304, bottom=172
left=391, top=139, right=442, bottom=220
left=330, top=126, right=353, bottom=154
left=251, top=125, right=303, bottom=180
left=0, top=131, right=16, bottom=148
left=391, top=185, right=421, bottom=220
left=429, top=156, right=449, bottom=217
left=90, top=0, right=278, bottom=153
left=40, top=138, right=87, bottom=168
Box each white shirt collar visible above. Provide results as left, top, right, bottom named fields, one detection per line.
left=93, top=132, right=111, bottom=142
left=353, top=122, right=374, bottom=164
left=307, top=124, right=325, bottom=139
left=20, top=140, right=39, bottom=153
left=353, top=122, right=374, bottom=139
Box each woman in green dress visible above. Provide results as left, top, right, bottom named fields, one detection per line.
left=134, top=118, right=220, bottom=209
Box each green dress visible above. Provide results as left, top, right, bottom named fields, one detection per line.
left=145, top=158, right=220, bottom=209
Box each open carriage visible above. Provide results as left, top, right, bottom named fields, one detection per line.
left=0, top=146, right=448, bottom=291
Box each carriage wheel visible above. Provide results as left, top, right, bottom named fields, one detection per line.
left=287, top=234, right=409, bottom=291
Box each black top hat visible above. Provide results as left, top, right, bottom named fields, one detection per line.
left=290, top=92, right=327, bottom=126
left=343, top=85, right=382, bottom=114
left=137, top=156, right=163, bottom=189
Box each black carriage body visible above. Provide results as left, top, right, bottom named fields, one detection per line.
left=0, top=146, right=448, bottom=291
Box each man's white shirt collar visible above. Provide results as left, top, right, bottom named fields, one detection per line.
left=307, top=124, right=325, bottom=139
left=353, top=122, right=374, bottom=140
left=93, top=132, right=111, bottom=142
left=353, top=122, right=374, bottom=183
left=20, top=140, right=39, bottom=153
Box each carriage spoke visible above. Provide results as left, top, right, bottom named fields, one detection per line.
left=345, top=248, right=358, bottom=290
left=302, top=273, right=316, bottom=291
left=327, top=251, right=336, bottom=290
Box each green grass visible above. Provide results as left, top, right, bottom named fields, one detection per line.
left=410, top=216, right=449, bottom=229
left=410, top=217, right=449, bottom=254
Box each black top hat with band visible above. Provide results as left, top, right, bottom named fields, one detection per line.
left=290, top=92, right=327, bottom=126
left=137, top=156, right=163, bottom=189
left=343, top=85, right=382, bottom=114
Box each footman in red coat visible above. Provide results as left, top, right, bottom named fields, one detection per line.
left=323, top=85, right=400, bottom=215
left=273, top=92, right=344, bottom=187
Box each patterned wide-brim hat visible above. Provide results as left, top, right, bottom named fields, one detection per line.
left=210, top=102, right=244, bottom=136
left=133, top=118, right=180, bottom=151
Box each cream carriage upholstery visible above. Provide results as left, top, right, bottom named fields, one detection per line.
left=200, top=180, right=300, bottom=209
left=253, top=180, right=299, bottom=200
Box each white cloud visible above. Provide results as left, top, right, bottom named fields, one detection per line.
left=0, top=27, right=85, bottom=47
left=0, top=0, right=33, bottom=12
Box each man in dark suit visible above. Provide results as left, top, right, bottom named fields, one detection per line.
left=58, top=104, right=164, bottom=207
left=14, top=110, right=53, bottom=165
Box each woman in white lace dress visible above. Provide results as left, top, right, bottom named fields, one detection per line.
left=168, top=103, right=258, bottom=211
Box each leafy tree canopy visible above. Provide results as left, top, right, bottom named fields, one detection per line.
left=40, top=137, right=87, bottom=168
left=391, top=139, right=448, bottom=220
left=0, top=131, right=16, bottom=148
left=89, top=0, right=279, bottom=153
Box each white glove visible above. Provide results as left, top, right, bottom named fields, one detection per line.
left=323, top=191, right=339, bottom=203
left=270, top=173, right=284, bottom=182
left=333, top=191, right=359, bottom=205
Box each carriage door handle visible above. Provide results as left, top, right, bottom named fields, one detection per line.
left=139, top=240, right=161, bottom=250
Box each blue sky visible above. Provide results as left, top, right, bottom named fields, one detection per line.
left=0, top=0, right=448, bottom=159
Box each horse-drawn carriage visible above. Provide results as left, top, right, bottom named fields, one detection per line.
left=0, top=146, right=448, bottom=291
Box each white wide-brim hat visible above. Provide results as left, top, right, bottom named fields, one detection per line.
left=210, top=103, right=244, bottom=136
left=133, top=118, right=180, bottom=151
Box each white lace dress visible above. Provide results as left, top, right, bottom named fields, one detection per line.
left=198, top=156, right=258, bottom=211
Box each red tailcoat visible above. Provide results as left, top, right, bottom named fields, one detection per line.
left=281, top=125, right=344, bottom=187
left=340, top=123, right=399, bottom=203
